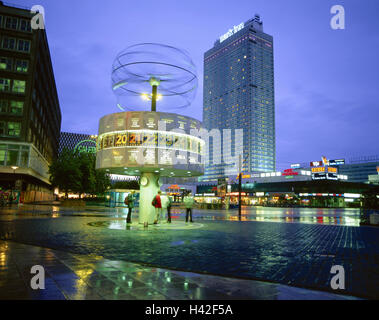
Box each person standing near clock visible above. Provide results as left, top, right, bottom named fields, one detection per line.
left=152, top=190, right=163, bottom=224
left=125, top=191, right=135, bottom=224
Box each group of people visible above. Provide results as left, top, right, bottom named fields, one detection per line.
left=151, top=191, right=172, bottom=224
left=124, top=190, right=196, bottom=224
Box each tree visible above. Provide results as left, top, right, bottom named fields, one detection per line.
left=77, top=152, right=96, bottom=198
left=75, top=152, right=111, bottom=197
left=94, top=168, right=111, bottom=195
left=49, top=149, right=111, bottom=199
left=49, top=148, right=82, bottom=198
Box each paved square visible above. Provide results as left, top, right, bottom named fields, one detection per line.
left=0, top=205, right=378, bottom=299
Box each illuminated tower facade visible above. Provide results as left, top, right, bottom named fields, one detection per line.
left=202, top=15, right=275, bottom=181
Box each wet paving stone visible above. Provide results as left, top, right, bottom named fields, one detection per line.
left=0, top=239, right=363, bottom=300
left=1, top=205, right=377, bottom=299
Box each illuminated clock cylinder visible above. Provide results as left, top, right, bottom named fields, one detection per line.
left=96, top=111, right=205, bottom=224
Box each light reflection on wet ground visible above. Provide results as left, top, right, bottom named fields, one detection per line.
left=88, top=220, right=204, bottom=231
left=0, top=240, right=360, bottom=300
left=0, top=204, right=368, bottom=227
left=0, top=205, right=378, bottom=299
left=201, top=207, right=363, bottom=227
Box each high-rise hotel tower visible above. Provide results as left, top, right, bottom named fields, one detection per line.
left=202, top=15, right=275, bottom=181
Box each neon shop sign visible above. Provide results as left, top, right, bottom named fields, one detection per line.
left=74, top=140, right=97, bottom=154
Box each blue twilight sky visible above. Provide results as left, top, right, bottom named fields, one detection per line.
left=9, top=0, right=379, bottom=169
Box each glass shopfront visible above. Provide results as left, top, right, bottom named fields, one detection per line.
left=0, top=143, right=29, bottom=166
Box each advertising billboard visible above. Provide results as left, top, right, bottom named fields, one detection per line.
left=322, top=156, right=329, bottom=166
left=329, top=159, right=345, bottom=166
left=312, top=173, right=326, bottom=180
left=310, top=161, right=323, bottom=167
left=282, top=169, right=299, bottom=176
left=327, top=173, right=338, bottom=180
left=312, top=172, right=338, bottom=180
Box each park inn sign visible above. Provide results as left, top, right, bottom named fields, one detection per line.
left=219, top=22, right=244, bottom=43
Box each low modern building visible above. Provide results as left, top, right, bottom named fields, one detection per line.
left=0, top=2, right=61, bottom=203
left=58, top=131, right=97, bottom=154
left=292, top=156, right=379, bottom=184
left=368, top=174, right=379, bottom=185
left=197, top=179, right=377, bottom=208
left=196, top=160, right=373, bottom=208
left=202, top=167, right=347, bottom=186
left=338, top=161, right=379, bottom=184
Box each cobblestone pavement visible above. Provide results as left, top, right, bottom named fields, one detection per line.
left=0, top=240, right=359, bottom=300
left=0, top=205, right=378, bottom=299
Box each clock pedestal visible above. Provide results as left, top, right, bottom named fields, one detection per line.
left=139, top=172, right=161, bottom=225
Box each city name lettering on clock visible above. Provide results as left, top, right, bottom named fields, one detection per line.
left=219, top=22, right=244, bottom=43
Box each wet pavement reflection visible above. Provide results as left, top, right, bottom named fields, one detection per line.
left=0, top=204, right=378, bottom=299
left=0, top=240, right=360, bottom=300
left=88, top=220, right=204, bottom=231
left=0, top=204, right=369, bottom=226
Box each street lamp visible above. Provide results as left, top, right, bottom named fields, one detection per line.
left=10, top=166, right=18, bottom=206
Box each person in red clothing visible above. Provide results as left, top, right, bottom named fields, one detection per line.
left=152, top=190, right=162, bottom=224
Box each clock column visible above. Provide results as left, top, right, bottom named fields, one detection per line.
left=139, top=172, right=161, bottom=225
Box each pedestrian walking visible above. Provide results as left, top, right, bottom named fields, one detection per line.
left=152, top=191, right=162, bottom=224
left=225, top=196, right=230, bottom=210
left=125, top=191, right=135, bottom=224
left=161, top=193, right=173, bottom=223
left=184, top=192, right=195, bottom=223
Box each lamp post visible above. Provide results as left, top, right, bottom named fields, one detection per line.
left=10, top=166, right=18, bottom=206
left=140, top=77, right=162, bottom=112
left=149, top=77, right=160, bottom=112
